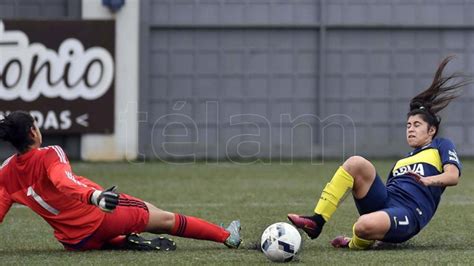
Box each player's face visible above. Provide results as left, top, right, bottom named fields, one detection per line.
left=30, top=122, right=42, bottom=147
left=406, top=114, right=436, bottom=148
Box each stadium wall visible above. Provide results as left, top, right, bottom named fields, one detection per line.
left=0, top=0, right=139, bottom=161
left=2, top=0, right=474, bottom=162
left=138, top=0, right=474, bottom=162
left=0, top=0, right=82, bottom=160
left=80, top=0, right=139, bottom=161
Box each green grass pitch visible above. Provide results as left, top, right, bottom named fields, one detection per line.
left=1, top=160, right=474, bottom=264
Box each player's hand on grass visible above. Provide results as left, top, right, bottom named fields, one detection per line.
left=90, top=186, right=119, bottom=212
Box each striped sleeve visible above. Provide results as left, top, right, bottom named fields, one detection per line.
left=44, top=146, right=96, bottom=203
left=51, top=145, right=68, bottom=164
left=0, top=155, right=14, bottom=170
left=437, top=138, right=462, bottom=176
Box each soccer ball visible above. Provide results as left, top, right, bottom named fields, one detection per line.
left=260, top=222, right=302, bottom=262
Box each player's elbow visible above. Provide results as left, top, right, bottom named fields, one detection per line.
left=443, top=164, right=460, bottom=186
left=449, top=175, right=460, bottom=186
left=441, top=172, right=460, bottom=187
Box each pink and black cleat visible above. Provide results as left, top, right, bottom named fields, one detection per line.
left=330, top=236, right=351, bottom=248
left=287, top=214, right=325, bottom=239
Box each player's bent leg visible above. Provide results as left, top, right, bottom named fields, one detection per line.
left=331, top=211, right=390, bottom=250
left=289, top=156, right=375, bottom=240
left=349, top=211, right=390, bottom=250
left=353, top=211, right=391, bottom=240
left=342, top=156, right=377, bottom=199
left=144, top=202, right=241, bottom=248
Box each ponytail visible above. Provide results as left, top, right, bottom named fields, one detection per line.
left=407, top=56, right=470, bottom=137
left=0, top=111, right=36, bottom=153
left=0, top=118, right=13, bottom=142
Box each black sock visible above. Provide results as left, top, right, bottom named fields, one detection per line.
left=311, top=213, right=326, bottom=226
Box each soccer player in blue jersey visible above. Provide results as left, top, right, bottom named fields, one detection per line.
left=288, top=56, right=468, bottom=249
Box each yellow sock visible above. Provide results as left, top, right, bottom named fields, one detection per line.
left=348, top=224, right=374, bottom=250
left=314, top=166, right=354, bottom=221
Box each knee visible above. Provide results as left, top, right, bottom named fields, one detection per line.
left=343, top=156, right=374, bottom=179
left=353, top=215, right=377, bottom=239
left=343, top=156, right=369, bottom=172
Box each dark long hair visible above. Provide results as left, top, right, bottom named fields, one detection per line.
left=407, top=56, right=469, bottom=137
left=0, top=111, right=35, bottom=153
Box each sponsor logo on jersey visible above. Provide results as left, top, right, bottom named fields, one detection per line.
left=393, top=163, right=425, bottom=177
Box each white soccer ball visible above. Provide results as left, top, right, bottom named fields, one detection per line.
left=260, top=222, right=302, bottom=262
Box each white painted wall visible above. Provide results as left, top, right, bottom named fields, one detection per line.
left=81, top=0, right=139, bottom=161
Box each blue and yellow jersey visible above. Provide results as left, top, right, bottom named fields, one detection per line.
left=386, top=137, right=462, bottom=228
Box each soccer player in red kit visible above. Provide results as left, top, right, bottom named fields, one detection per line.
left=0, top=111, right=241, bottom=251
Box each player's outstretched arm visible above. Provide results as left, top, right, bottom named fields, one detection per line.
left=89, top=186, right=119, bottom=213
left=45, top=146, right=102, bottom=203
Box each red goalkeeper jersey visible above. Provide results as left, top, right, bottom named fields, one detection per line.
left=0, top=146, right=105, bottom=244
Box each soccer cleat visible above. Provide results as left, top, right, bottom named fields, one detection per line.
left=124, top=233, right=177, bottom=251
left=287, top=214, right=324, bottom=239
left=330, top=236, right=351, bottom=248
left=224, top=220, right=242, bottom=248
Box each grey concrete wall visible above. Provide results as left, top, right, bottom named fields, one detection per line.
left=139, top=0, right=474, bottom=161
left=0, top=0, right=80, bottom=19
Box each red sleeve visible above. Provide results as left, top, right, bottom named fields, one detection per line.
left=44, top=146, right=97, bottom=203
left=74, top=175, right=103, bottom=190
left=0, top=186, right=13, bottom=223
